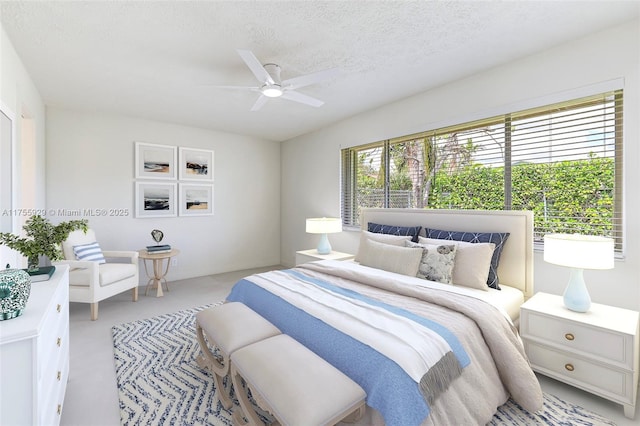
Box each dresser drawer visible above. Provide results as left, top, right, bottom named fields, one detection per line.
left=41, top=376, right=66, bottom=426
left=37, top=284, right=69, bottom=379
left=526, top=341, right=634, bottom=404
left=522, top=310, right=633, bottom=369
left=41, top=325, right=69, bottom=395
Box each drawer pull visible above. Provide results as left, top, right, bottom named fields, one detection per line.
left=564, top=333, right=575, bottom=341
left=564, top=363, right=575, bottom=372
left=57, top=370, right=61, bottom=381
left=56, top=337, right=61, bottom=347
left=57, top=304, right=61, bottom=313
left=57, top=404, right=62, bottom=415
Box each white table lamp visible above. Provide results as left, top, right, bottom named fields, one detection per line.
left=306, top=218, right=342, bottom=255
left=543, top=233, right=614, bottom=313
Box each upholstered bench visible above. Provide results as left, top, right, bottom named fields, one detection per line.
left=195, top=302, right=281, bottom=409
left=231, top=334, right=367, bottom=426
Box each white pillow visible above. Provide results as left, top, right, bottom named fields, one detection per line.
left=419, top=237, right=495, bottom=291
left=405, top=241, right=457, bottom=284
left=73, top=241, right=106, bottom=264
left=359, top=238, right=423, bottom=277
left=355, top=231, right=413, bottom=262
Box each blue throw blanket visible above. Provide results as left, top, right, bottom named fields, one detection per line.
left=226, top=269, right=470, bottom=426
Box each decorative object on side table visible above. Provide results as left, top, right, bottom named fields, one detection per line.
left=146, top=244, right=172, bottom=254
left=543, top=233, right=614, bottom=312
left=305, top=217, right=342, bottom=255
left=147, top=229, right=171, bottom=254
left=0, top=264, right=31, bottom=320
left=151, top=229, right=164, bottom=244
left=0, top=215, right=88, bottom=273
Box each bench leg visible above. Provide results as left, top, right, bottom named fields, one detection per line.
left=341, top=404, right=366, bottom=423
left=195, top=323, right=233, bottom=409
left=231, top=365, right=270, bottom=426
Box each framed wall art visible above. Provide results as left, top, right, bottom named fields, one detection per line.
left=135, top=142, right=177, bottom=180
left=179, top=183, right=213, bottom=216
left=135, top=182, right=177, bottom=218
left=179, top=147, right=214, bottom=181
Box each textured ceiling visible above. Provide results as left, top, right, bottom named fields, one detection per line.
left=1, top=1, right=638, bottom=142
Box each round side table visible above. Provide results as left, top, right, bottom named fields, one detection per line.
left=138, top=249, right=180, bottom=297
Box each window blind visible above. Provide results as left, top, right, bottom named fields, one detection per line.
left=341, top=90, right=623, bottom=252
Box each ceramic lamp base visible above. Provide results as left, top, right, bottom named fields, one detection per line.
left=563, top=268, right=591, bottom=313
left=316, top=233, right=332, bottom=255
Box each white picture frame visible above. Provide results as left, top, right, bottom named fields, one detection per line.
left=179, top=147, right=214, bottom=181
left=179, top=183, right=214, bottom=216
left=135, top=182, right=177, bottom=218
left=135, top=142, right=177, bottom=180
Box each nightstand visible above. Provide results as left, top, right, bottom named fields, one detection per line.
left=520, top=292, right=639, bottom=419
left=295, top=249, right=354, bottom=266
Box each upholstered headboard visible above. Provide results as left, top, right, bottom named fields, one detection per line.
left=359, top=208, right=534, bottom=297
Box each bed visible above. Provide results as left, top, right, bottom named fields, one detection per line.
left=226, top=208, right=542, bottom=426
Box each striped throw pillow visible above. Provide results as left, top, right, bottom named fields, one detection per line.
left=73, top=242, right=106, bottom=264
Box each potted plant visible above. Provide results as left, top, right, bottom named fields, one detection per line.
left=0, top=215, right=88, bottom=272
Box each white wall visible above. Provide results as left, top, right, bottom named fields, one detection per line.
left=0, top=25, right=47, bottom=268
left=281, top=20, right=640, bottom=311
left=46, top=108, right=281, bottom=282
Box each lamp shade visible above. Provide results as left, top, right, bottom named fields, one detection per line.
left=305, top=218, right=342, bottom=234
left=544, top=234, right=614, bottom=270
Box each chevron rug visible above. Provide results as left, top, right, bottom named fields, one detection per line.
left=112, top=304, right=617, bottom=426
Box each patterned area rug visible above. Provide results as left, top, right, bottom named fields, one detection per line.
left=112, top=304, right=616, bottom=426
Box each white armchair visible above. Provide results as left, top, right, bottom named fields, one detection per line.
left=54, top=229, right=139, bottom=320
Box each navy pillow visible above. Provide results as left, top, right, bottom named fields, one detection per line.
left=367, top=222, right=422, bottom=243
left=425, top=228, right=510, bottom=290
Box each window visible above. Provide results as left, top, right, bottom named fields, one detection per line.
left=342, top=90, right=623, bottom=251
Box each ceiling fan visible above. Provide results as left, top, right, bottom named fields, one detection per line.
left=216, top=49, right=340, bottom=111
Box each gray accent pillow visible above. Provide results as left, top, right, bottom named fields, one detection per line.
left=405, top=241, right=457, bottom=285
left=419, top=237, right=495, bottom=291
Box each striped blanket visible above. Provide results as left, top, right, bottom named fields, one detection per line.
left=227, top=261, right=542, bottom=426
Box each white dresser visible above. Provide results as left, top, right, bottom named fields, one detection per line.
left=0, top=265, right=70, bottom=426
left=520, top=292, right=639, bottom=419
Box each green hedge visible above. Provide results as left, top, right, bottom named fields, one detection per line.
left=427, top=157, right=614, bottom=237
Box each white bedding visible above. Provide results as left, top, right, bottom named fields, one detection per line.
left=347, top=259, right=525, bottom=322
left=229, top=260, right=543, bottom=425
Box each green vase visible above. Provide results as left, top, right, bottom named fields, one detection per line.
left=0, top=267, right=32, bottom=320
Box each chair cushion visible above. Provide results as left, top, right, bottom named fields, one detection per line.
left=69, top=263, right=137, bottom=287
left=73, top=241, right=106, bottom=264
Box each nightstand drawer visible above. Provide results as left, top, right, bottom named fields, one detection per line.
left=522, top=311, right=633, bottom=369
left=526, top=341, right=634, bottom=404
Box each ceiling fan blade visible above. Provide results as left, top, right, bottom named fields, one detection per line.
left=206, top=85, right=260, bottom=91
left=280, top=90, right=324, bottom=108
left=250, top=95, right=269, bottom=111
left=237, top=49, right=274, bottom=85
left=282, top=68, right=340, bottom=90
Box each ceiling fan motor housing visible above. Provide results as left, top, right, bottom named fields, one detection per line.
left=261, top=63, right=283, bottom=97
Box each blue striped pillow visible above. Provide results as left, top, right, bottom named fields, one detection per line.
left=73, top=242, right=106, bottom=264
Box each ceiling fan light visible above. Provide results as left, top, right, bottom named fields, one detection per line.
left=261, top=85, right=283, bottom=98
